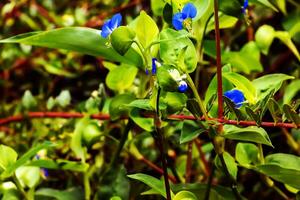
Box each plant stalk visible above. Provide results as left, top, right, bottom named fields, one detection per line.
left=154, top=87, right=171, bottom=200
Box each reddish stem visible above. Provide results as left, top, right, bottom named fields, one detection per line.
left=140, top=157, right=177, bottom=184
left=194, top=139, right=210, bottom=178
left=213, top=0, right=223, bottom=120
left=185, top=142, right=193, bottom=183
left=0, top=112, right=299, bottom=129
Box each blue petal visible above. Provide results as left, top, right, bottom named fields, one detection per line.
left=172, top=13, right=185, bottom=30
left=109, top=13, right=122, bottom=30
left=152, top=58, right=157, bottom=74
left=145, top=68, right=149, bottom=75
left=242, top=0, right=248, bottom=14
left=243, top=0, right=249, bottom=9
left=101, top=21, right=112, bottom=38
left=224, top=89, right=245, bottom=108
left=178, top=81, right=188, bottom=93
left=182, top=3, right=197, bottom=19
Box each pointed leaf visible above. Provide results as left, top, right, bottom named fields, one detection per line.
left=223, top=125, right=273, bottom=147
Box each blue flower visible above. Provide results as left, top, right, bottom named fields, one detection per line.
left=152, top=58, right=157, bottom=74
left=224, top=89, right=245, bottom=108
left=242, top=0, right=249, bottom=14
left=172, top=3, right=197, bottom=30
left=178, top=81, right=188, bottom=93
left=100, top=13, right=122, bottom=38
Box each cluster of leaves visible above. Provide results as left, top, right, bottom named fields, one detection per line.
left=0, top=0, right=300, bottom=200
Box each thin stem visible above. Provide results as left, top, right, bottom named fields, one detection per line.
left=111, top=119, right=133, bottom=166
left=139, top=157, right=177, bottom=183
left=272, top=185, right=289, bottom=200
left=13, top=174, right=30, bottom=200
left=133, top=40, right=148, bottom=68
left=204, top=164, right=215, bottom=200
left=194, top=139, right=210, bottom=177
left=281, top=128, right=300, bottom=155
left=213, top=0, right=224, bottom=120
left=185, top=141, right=193, bottom=183
left=1, top=112, right=299, bottom=128
left=287, top=0, right=300, bottom=7
left=83, top=173, right=91, bottom=200
left=186, top=73, right=209, bottom=120
left=154, top=87, right=172, bottom=200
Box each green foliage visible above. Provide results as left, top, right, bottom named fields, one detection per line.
left=223, top=125, right=273, bottom=147
left=0, top=1, right=300, bottom=199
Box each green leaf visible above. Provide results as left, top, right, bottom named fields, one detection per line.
left=162, top=92, right=187, bottom=114
left=256, top=153, right=300, bottom=189
left=135, top=11, right=159, bottom=49
left=82, top=122, right=102, bottom=147
left=22, top=90, right=37, bottom=109
left=255, top=25, right=275, bottom=55
left=224, top=96, right=246, bottom=121
left=27, top=159, right=89, bottom=172
left=0, top=145, right=18, bottom=175
left=173, top=191, right=198, bottom=200
left=127, top=99, right=153, bottom=111
left=1, top=142, right=54, bottom=179
left=223, top=152, right=238, bottom=180
left=235, top=143, right=259, bottom=166
left=223, top=72, right=256, bottom=104
left=70, top=118, right=89, bottom=160
left=275, top=31, right=300, bottom=61
left=129, top=108, right=154, bottom=132
left=36, top=187, right=84, bottom=200
left=128, top=173, right=174, bottom=198
left=186, top=99, right=203, bottom=119
left=111, top=26, right=136, bottom=55
left=206, top=14, right=238, bottom=32
left=180, top=121, right=206, bottom=144
left=222, top=42, right=263, bottom=74
left=156, top=65, right=179, bottom=92
left=284, top=80, right=300, bottom=104
left=160, top=28, right=197, bottom=73
left=218, top=0, right=241, bottom=18
left=56, top=90, right=71, bottom=108
left=223, top=125, right=273, bottom=147
left=0, top=27, right=142, bottom=66
left=283, top=104, right=300, bottom=125
left=15, top=166, right=40, bottom=188
left=267, top=98, right=282, bottom=123
left=98, top=165, right=130, bottom=200
left=215, top=152, right=238, bottom=180
left=151, top=0, right=166, bottom=16
left=109, top=93, right=135, bottom=121
left=245, top=107, right=261, bottom=125
left=47, top=97, right=56, bottom=110
left=252, top=73, right=294, bottom=101
left=257, top=0, right=278, bottom=11
left=172, top=183, right=237, bottom=200
left=106, top=64, right=138, bottom=92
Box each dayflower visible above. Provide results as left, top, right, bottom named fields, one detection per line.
left=224, top=89, right=245, bottom=108
left=168, top=69, right=188, bottom=93
left=100, top=13, right=122, bottom=38
left=242, top=0, right=249, bottom=14
left=146, top=58, right=161, bottom=75
left=35, top=153, right=49, bottom=178
left=178, top=81, right=188, bottom=93
left=172, top=3, right=197, bottom=30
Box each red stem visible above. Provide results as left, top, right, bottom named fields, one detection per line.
left=185, top=142, right=193, bottom=183
left=0, top=112, right=299, bottom=129
left=213, top=0, right=223, bottom=120
left=140, top=157, right=177, bottom=183
left=194, top=139, right=210, bottom=178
